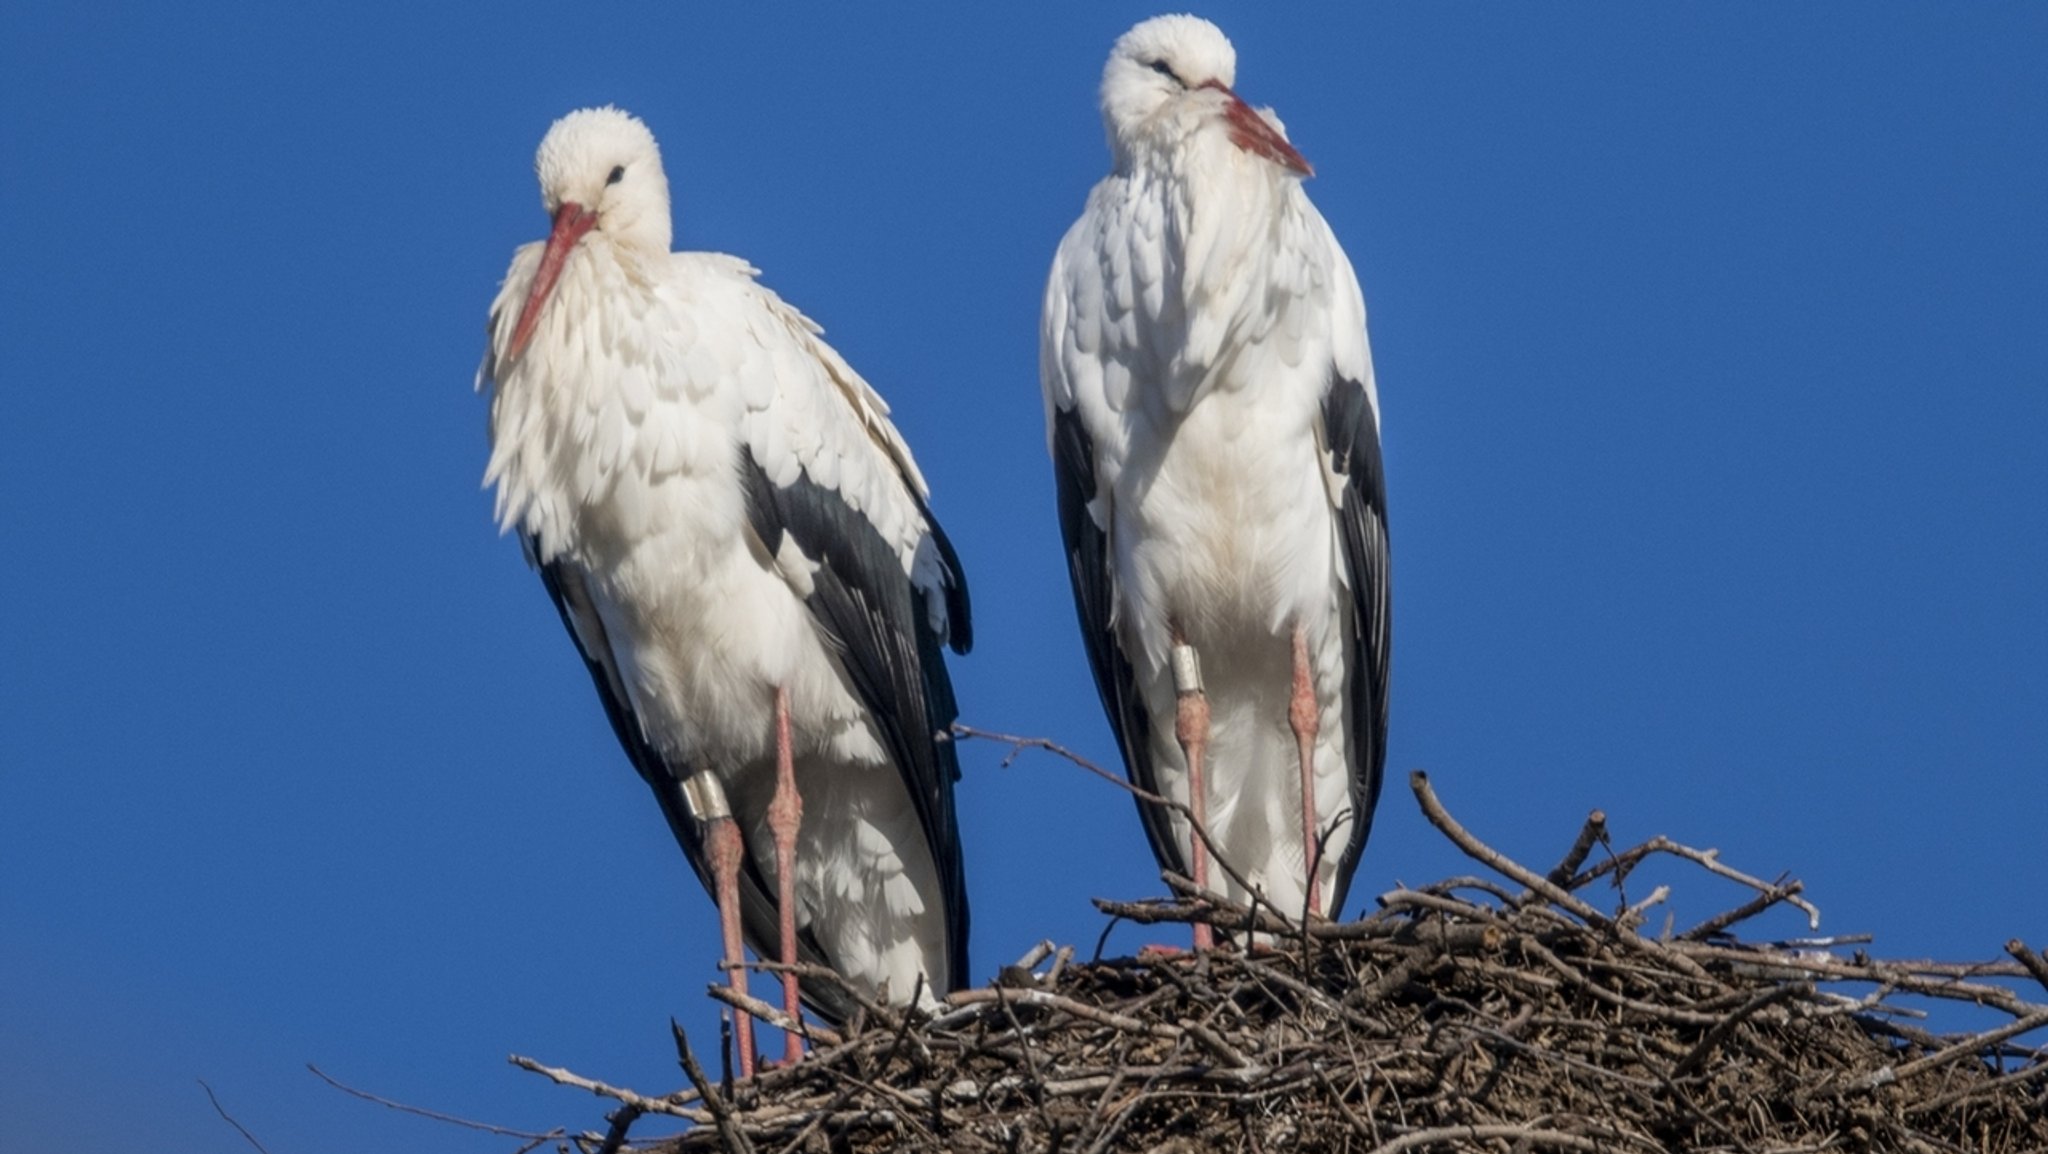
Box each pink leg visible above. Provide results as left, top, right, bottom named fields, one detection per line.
left=765, top=687, right=804, bottom=1064
left=704, top=813, right=755, bottom=1079
left=1171, top=636, right=1214, bottom=951
left=1289, top=626, right=1324, bottom=919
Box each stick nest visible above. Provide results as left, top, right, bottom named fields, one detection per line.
left=514, top=771, right=2048, bottom=1154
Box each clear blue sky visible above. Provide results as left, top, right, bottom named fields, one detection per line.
left=3, top=4, right=2042, bottom=1150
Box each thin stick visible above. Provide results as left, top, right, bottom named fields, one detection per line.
left=1571, top=835, right=1822, bottom=930
left=1543, top=809, right=1607, bottom=890
left=310, top=1064, right=569, bottom=1140
left=1410, top=773, right=1721, bottom=984
left=1671, top=981, right=1812, bottom=1077
left=509, top=1054, right=708, bottom=1122
left=593, top=1103, right=643, bottom=1154
left=1364, top=1123, right=1641, bottom=1154
left=771, top=978, right=926, bottom=1154
left=1409, top=771, right=1611, bottom=929
left=675, top=1019, right=759, bottom=1154
left=199, top=1080, right=274, bottom=1154
left=954, top=723, right=1264, bottom=911
left=1870, top=1008, right=2048, bottom=1088
left=1904, top=1058, right=2048, bottom=1115
left=706, top=980, right=846, bottom=1048
left=2006, top=939, right=2048, bottom=997
left=1678, top=881, right=1806, bottom=941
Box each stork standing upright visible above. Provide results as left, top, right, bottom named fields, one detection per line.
left=479, top=107, right=972, bottom=1074
left=1040, top=16, right=1390, bottom=944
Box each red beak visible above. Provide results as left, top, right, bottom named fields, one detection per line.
left=1201, top=80, right=1314, bottom=178
left=507, top=202, right=599, bottom=361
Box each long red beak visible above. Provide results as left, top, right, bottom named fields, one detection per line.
left=1201, top=80, right=1314, bottom=178
left=507, top=202, right=598, bottom=361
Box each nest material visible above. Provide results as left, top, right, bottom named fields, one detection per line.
left=515, top=770, right=2048, bottom=1154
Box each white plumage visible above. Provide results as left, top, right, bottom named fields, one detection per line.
left=479, top=108, right=971, bottom=1068
left=1041, top=16, right=1390, bottom=931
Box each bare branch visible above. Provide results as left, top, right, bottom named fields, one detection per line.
left=509, top=1054, right=708, bottom=1123
left=309, top=1064, right=572, bottom=1140
left=2007, top=939, right=2048, bottom=997
left=199, top=1080, right=274, bottom=1154
left=1543, top=808, right=1608, bottom=891
left=673, top=1020, right=757, bottom=1154
left=1410, top=771, right=1616, bottom=929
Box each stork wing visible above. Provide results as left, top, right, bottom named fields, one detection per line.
left=1049, top=407, right=1185, bottom=879
left=528, top=548, right=860, bottom=1021
left=726, top=261, right=972, bottom=993
left=1320, top=374, right=1391, bottom=916
left=1041, top=215, right=1190, bottom=882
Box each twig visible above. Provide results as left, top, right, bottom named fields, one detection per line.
left=1673, top=942, right=2040, bottom=1016
left=675, top=1019, right=759, bottom=1154
left=705, top=980, right=846, bottom=1048
left=1314, top=1064, right=1382, bottom=1146
left=743, top=957, right=901, bottom=1031
left=1543, top=809, right=1608, bottom=891
left=1619, top=883, right=1671, bottom=930
left=1671, top=981, right=1811, bottom=1077
left=510, top=1054, right=708, bottom=1123
left=1678, top=881, right=1807, bottom=941
left=954, top=723, right=1264, bottom=912
left=1571, top=835, right=1822, bottom=930
left=309, top=1064, right=571, bottom=1140
left=1409, top=771, right=1614, bottom=930
left=1867, top=1008, right=2048, bottom=1088
left=199, top=1080, right=273, bottom=1154
left=2007, top=939, right=2048, bottom=997
left=1364, top=1122, right=1634, bottom=1153
left=1409, top=773, right=1728, bottom=985
left=991, top=981, right=1065, bottom=1144
left=948, top=985, right=1250, bottom=1067
left=1905, top=1057, right=2048, bottom=1115
left=772, top=981, right=926, bottom=1154
left=594, top=1102, right=644, bottom=1154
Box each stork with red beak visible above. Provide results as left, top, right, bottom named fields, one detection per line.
left=480, top=107, right=972, bottom=1074
left=1041, top=16, right=1391, bottom=944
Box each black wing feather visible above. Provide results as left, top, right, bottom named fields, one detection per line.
left=531, top=550, right=858, bottom=1021
left=738, top=454, right=972, bottom=996
left=1320, top=376, right=1392, bottom=916
left=1051, top=408, right=1185, bottom=879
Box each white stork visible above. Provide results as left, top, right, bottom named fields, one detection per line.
left=1040, top=16, right=1390, bottom=945
left=478, top=107, right=971, bottom=1074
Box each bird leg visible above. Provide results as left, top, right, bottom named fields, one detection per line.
left=1288, top=625, right=1324, bottom=919
left=1170, top=635, right=1214, bottom=951
left=765, top=686, right=804, bottom=1065
left=684, top=773, right=754, bottom=1079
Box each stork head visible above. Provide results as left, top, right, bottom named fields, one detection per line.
left=509, top=106, right=672, bottom=359
left=1098, top=14, right=1311, bottom=178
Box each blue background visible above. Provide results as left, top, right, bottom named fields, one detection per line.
left=3, top=4, right=2042, bottom=1150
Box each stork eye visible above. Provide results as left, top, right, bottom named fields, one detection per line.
left=1146, top=59, right=1182, bottom=84
left=606, top=165, right=626, bottom=186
